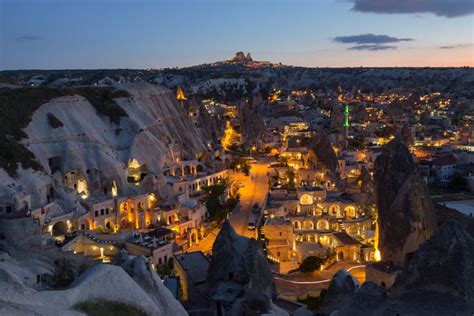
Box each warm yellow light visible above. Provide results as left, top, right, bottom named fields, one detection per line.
left=374, top=249, right=382, bottom=262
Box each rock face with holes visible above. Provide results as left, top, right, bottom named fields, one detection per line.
left=207, top=221, right=276, bottom=314
left=0, top=82, right=209, bottom=211
left=374, top=137, right=437, bottom=265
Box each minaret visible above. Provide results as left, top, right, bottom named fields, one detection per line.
left=343, top=104, right=350, bottom=148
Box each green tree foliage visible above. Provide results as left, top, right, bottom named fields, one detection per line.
left=299, top=256, right=325, bottom=273
left=230, top=157, right=251, bottom=175
left=155, top=258, right=174, bottom=278
left=52, top=259, right=76, bottom=288
left=74, top=300, right=147, bottom=316
left=202, top=179, right=239, bottom=222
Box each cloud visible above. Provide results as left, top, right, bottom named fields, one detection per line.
left=333, top=33, right=413, bottom=44
left=16, top=34, right=42, bottom=42
left=349, top=44, right=397, bottom=51
left=350, top=0, right=474, bottom=18
left=440, top=43, right=473, bottom=49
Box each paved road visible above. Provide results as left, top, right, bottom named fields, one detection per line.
left=274, top=262, right=366, bottom=297
left=228, top=161, right=269, bottom=239
left=187, top=160, right=269, bottom=252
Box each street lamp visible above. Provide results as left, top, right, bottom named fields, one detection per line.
left=250, top=146, right=256, bottom=157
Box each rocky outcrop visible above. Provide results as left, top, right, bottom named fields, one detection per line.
left=323, top=280, right=388, bottom=315
left=309, top=130, right=339, bottom=174
left=0, top=254, right=187, bottom=316
left=239, top=103, right=265, bottom=145
left=390, top=220, right=474, bottom=311
left=207, top=221, right=276, bottom=313
left=401, top=124, right=414, bottom=147
left=322, top=213, right=474, bottom=315
left=228, top=52, right=253, bottom=64
left=121, top=256, right=188, bottom=315
left=0, top=82, right=209, bottom=211
left=358, top=165, right=373, bottom=193
left=197, top=105, right=223, bottom=146
left=321, top=269, right=359, bottom=313
left=374, top=137, right=436, bottom=265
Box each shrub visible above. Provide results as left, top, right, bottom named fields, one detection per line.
left=52, top=259, right=76, bottom=288
left=73, top=300, right=147, bottom=316
left=299, top=256, right=324, bottom=273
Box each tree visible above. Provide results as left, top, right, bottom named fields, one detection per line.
left=299, top=256, right=324, bottom=273
left=231, top=157, right=251, bottom=176
left=52, top=259, right=76, bottom=288
left=202, top=179, right=239, bottom=222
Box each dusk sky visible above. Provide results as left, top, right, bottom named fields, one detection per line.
left=1, top=0, right=473, bottom=69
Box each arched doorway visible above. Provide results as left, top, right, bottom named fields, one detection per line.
left=303, top=220, right=314, bottom=230
left=189, top=229, right=199, bottom=246
left=121, top=218, right=129, bottom=228
left=293, top=221, right=301, bottom=229
left=329, top=204, right=340, bottom=217
left=52, top=221, right=68, bottom=237
left=344, top=206, right=356, bottom=219
left=317, top=219, right=329, bottom=230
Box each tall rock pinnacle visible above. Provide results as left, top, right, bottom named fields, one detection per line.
left=374, top=137, right=437, bottom=265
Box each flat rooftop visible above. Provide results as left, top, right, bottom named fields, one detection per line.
left=174, top=251, right=209, bottom=284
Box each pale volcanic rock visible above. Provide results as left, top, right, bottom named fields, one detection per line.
left=390, top=220, right=474, bottom=313
left=239, top=103, right=265, bottom=144
left=207, top=221, right=276, bottom=312
left=1, top=82, right=208, bottom=210
left=0, top=254, right=187, bottom=316
left=309, top=130, right=339, bottom=174
left=321, top=269, right=359, bottom=313
left=374, top=137, right=437, bottom=265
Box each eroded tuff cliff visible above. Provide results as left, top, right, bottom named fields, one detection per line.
left=207, top=221, right=276, bottom=313
left=0, top=82, right=208, bottom=210
left=0, top=247, right=186, bottom=316
left=309, top=130, right=339, bottom=174
left=374, top=137, right=436, bottom=265
left=239, top=103, right=265, bottom=145
left=321, top=220, right=474, bottom=315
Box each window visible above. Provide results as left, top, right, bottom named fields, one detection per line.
left=279, top=232, right=282, bottom=236
left=95, top=210, right=99, bottom=217
left=6, top=206, right=12, bottom=213
left=106, top=209, right=109, bottom=215
left=100, top=209, right=104, bottom=216
left=0, top=206, right=3, bottom=212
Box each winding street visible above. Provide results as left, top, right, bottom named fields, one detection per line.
left=186, top=160, right=269, bottom=252
left=228, top=160, right=269, bottom=238
left=274, top=263, right=366, bottom=297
